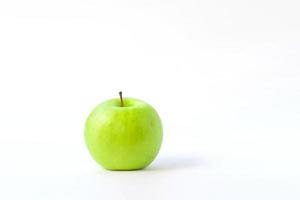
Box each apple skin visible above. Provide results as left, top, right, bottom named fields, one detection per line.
left=85, top=97, right=163, bottom=170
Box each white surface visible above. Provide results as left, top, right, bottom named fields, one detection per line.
left=1, top=0, right=300, bottom=199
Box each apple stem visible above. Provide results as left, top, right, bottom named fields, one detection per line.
left=119, top=91, right=124, bottom=107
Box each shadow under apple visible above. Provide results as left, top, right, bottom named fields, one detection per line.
left=146, top=154, right=209, bottom=171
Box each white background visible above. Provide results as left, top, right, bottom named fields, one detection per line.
left=0, top=0, right=300, bottom=199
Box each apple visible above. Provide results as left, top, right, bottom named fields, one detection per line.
left=84, top=92, right=163, bottom=170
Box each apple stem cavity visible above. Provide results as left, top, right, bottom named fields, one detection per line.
left=119, top=91, right=124, bottom=107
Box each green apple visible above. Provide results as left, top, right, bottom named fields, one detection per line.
left=84, top=92, right=163, bottom=170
